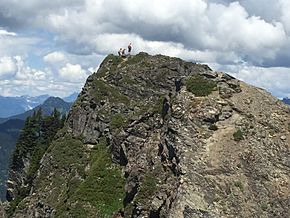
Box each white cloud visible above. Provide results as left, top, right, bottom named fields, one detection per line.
left=280, top=0, right=290, bottom=34
left=43, top=51, right=67, bottom=64
left=1, top=1, right=289, bottom=64
left=0, top=29, right=16, bottom=36
left=0, top=1, right=290, bottom=98
left=0, top=29, right=40, bottom=57
left=59, top=63, right=88, bottom=82
left=0, top=56, right=87, bottom=97
left=0, top=56, right=17, bottom=78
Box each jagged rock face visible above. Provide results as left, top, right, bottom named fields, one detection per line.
left=0, top=204, right=6, bottom=218
left=7, top=53, right=290, bottom=217
left=6, top=157, right=30, bottom=201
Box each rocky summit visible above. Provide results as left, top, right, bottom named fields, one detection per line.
left=3, top=53, right=290, bottom=217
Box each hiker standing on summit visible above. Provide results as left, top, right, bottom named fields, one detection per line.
left=121, top=48, right=126, bottom=57
left=128, top=43, right=132, bottom=55
left=118, top=48, right=122, bottom=56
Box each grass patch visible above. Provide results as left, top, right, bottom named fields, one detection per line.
left=92, top=79, right=129, bottom=104
left=135, top=172, right=158, bottom=206
left=186, top=75, right=217, bottom=96
left=121, top=75, right=136, bottom=85
left=62, top=202, right=90, bottom=218
left=111, top=113, right=127, bottom=129
left=103, top=54, right=122, bottom=66
left=36, top=135, right=86, bottom=207
left=6, top=186, right=30, bottom=217
left=288, top=123, right=290, bottom=131
left=233, top=130, right=244, bottom=141
left=96, top=67, right=108, bottom=78
left=96, top=55, right=123, bottom=78
left=49, top=135, right=86, bottom=169
left=152, top=97, right=165, bottom=115
left=126, top=53, right=148, bottom=65
left=71, top=137, right=125, bottom=217
left=128, top=97, right=163, bottom=121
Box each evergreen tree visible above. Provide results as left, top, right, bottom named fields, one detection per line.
left=8, top=108, right=65, bottom=207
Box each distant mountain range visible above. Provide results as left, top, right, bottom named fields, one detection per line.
left=0, top=97, right=72, bottom=124
left=0, top=95, right=49, bottom=118
left=0, top=97, right=73, bottom=200
left=0, top=92, right=78, bottom=119
left=282, top=97, right=290, bottom=105
left=63, top=92, right=79, bottom=103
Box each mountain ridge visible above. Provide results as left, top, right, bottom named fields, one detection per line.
left=283, top=97, right=290, bottom=105
left=0, top=97, right=72, bottom=124
left=0, top=95, right=49, bottom=118
left=3, top=53, right=290, bottom=217
left=0, top=93, right=78, bottom=119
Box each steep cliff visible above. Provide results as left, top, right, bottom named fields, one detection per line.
left=4, top=53, right=290, bottom=217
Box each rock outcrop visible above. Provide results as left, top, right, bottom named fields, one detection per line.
left=5, top=53, right=290, bottom=217
left=0, top=202, right=8, bottom=218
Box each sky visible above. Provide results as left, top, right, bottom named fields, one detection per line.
left=0, top=0, right=290, bottom=98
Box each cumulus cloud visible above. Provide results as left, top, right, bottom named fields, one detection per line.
left=1, top=1, right=289, bottom=64
left=43, top=51, right=67, bottom=64
left=0, top=29, right=16, bottom=36
left=0, top=56, right=17, bottom=78
left=59, top=63, right=88, bottom=82
left=0, top=28, right=40, bottom=57
left=36, top=0, right=287, bottom=69
left=0, top=0, right=84, bottom=29
left=209, top=0, right=282, bottom=22
left=0, top=0, right=290, bottom=97
left=0, top=56, right=85, bottom=97
left=280, top=0, right=290, bottom=34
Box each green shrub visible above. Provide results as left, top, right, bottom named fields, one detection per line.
left=103, top=54, right=122, bottom=66
left=72, top=137, right=125, bottom=217
left=111, top=113, right=127, bottom=129
left=261, top=202, right=268, bottom=211
left=92, top=79, right=129, bottom=104
left=126, top=52, right=148, bottom=65
left=234, top=180, right=244, bottom=191
left=135, top=172, right=157, bottom=205
left=233, top=130, right=244, bottom=141
left=26, top=145, right=46, bottom=181
left=153, top=97, right=165, bottom=115
left=96, top=68, right=107, bottom=78
left=47, top=135, right=86, bottom=175
left=186, top=75, right=217, bottom=96
left=209, top=124, right=218, bottom=131
left=6, top=186, right=31, bottom=216
left=121, top=75, right=136, bottom=85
